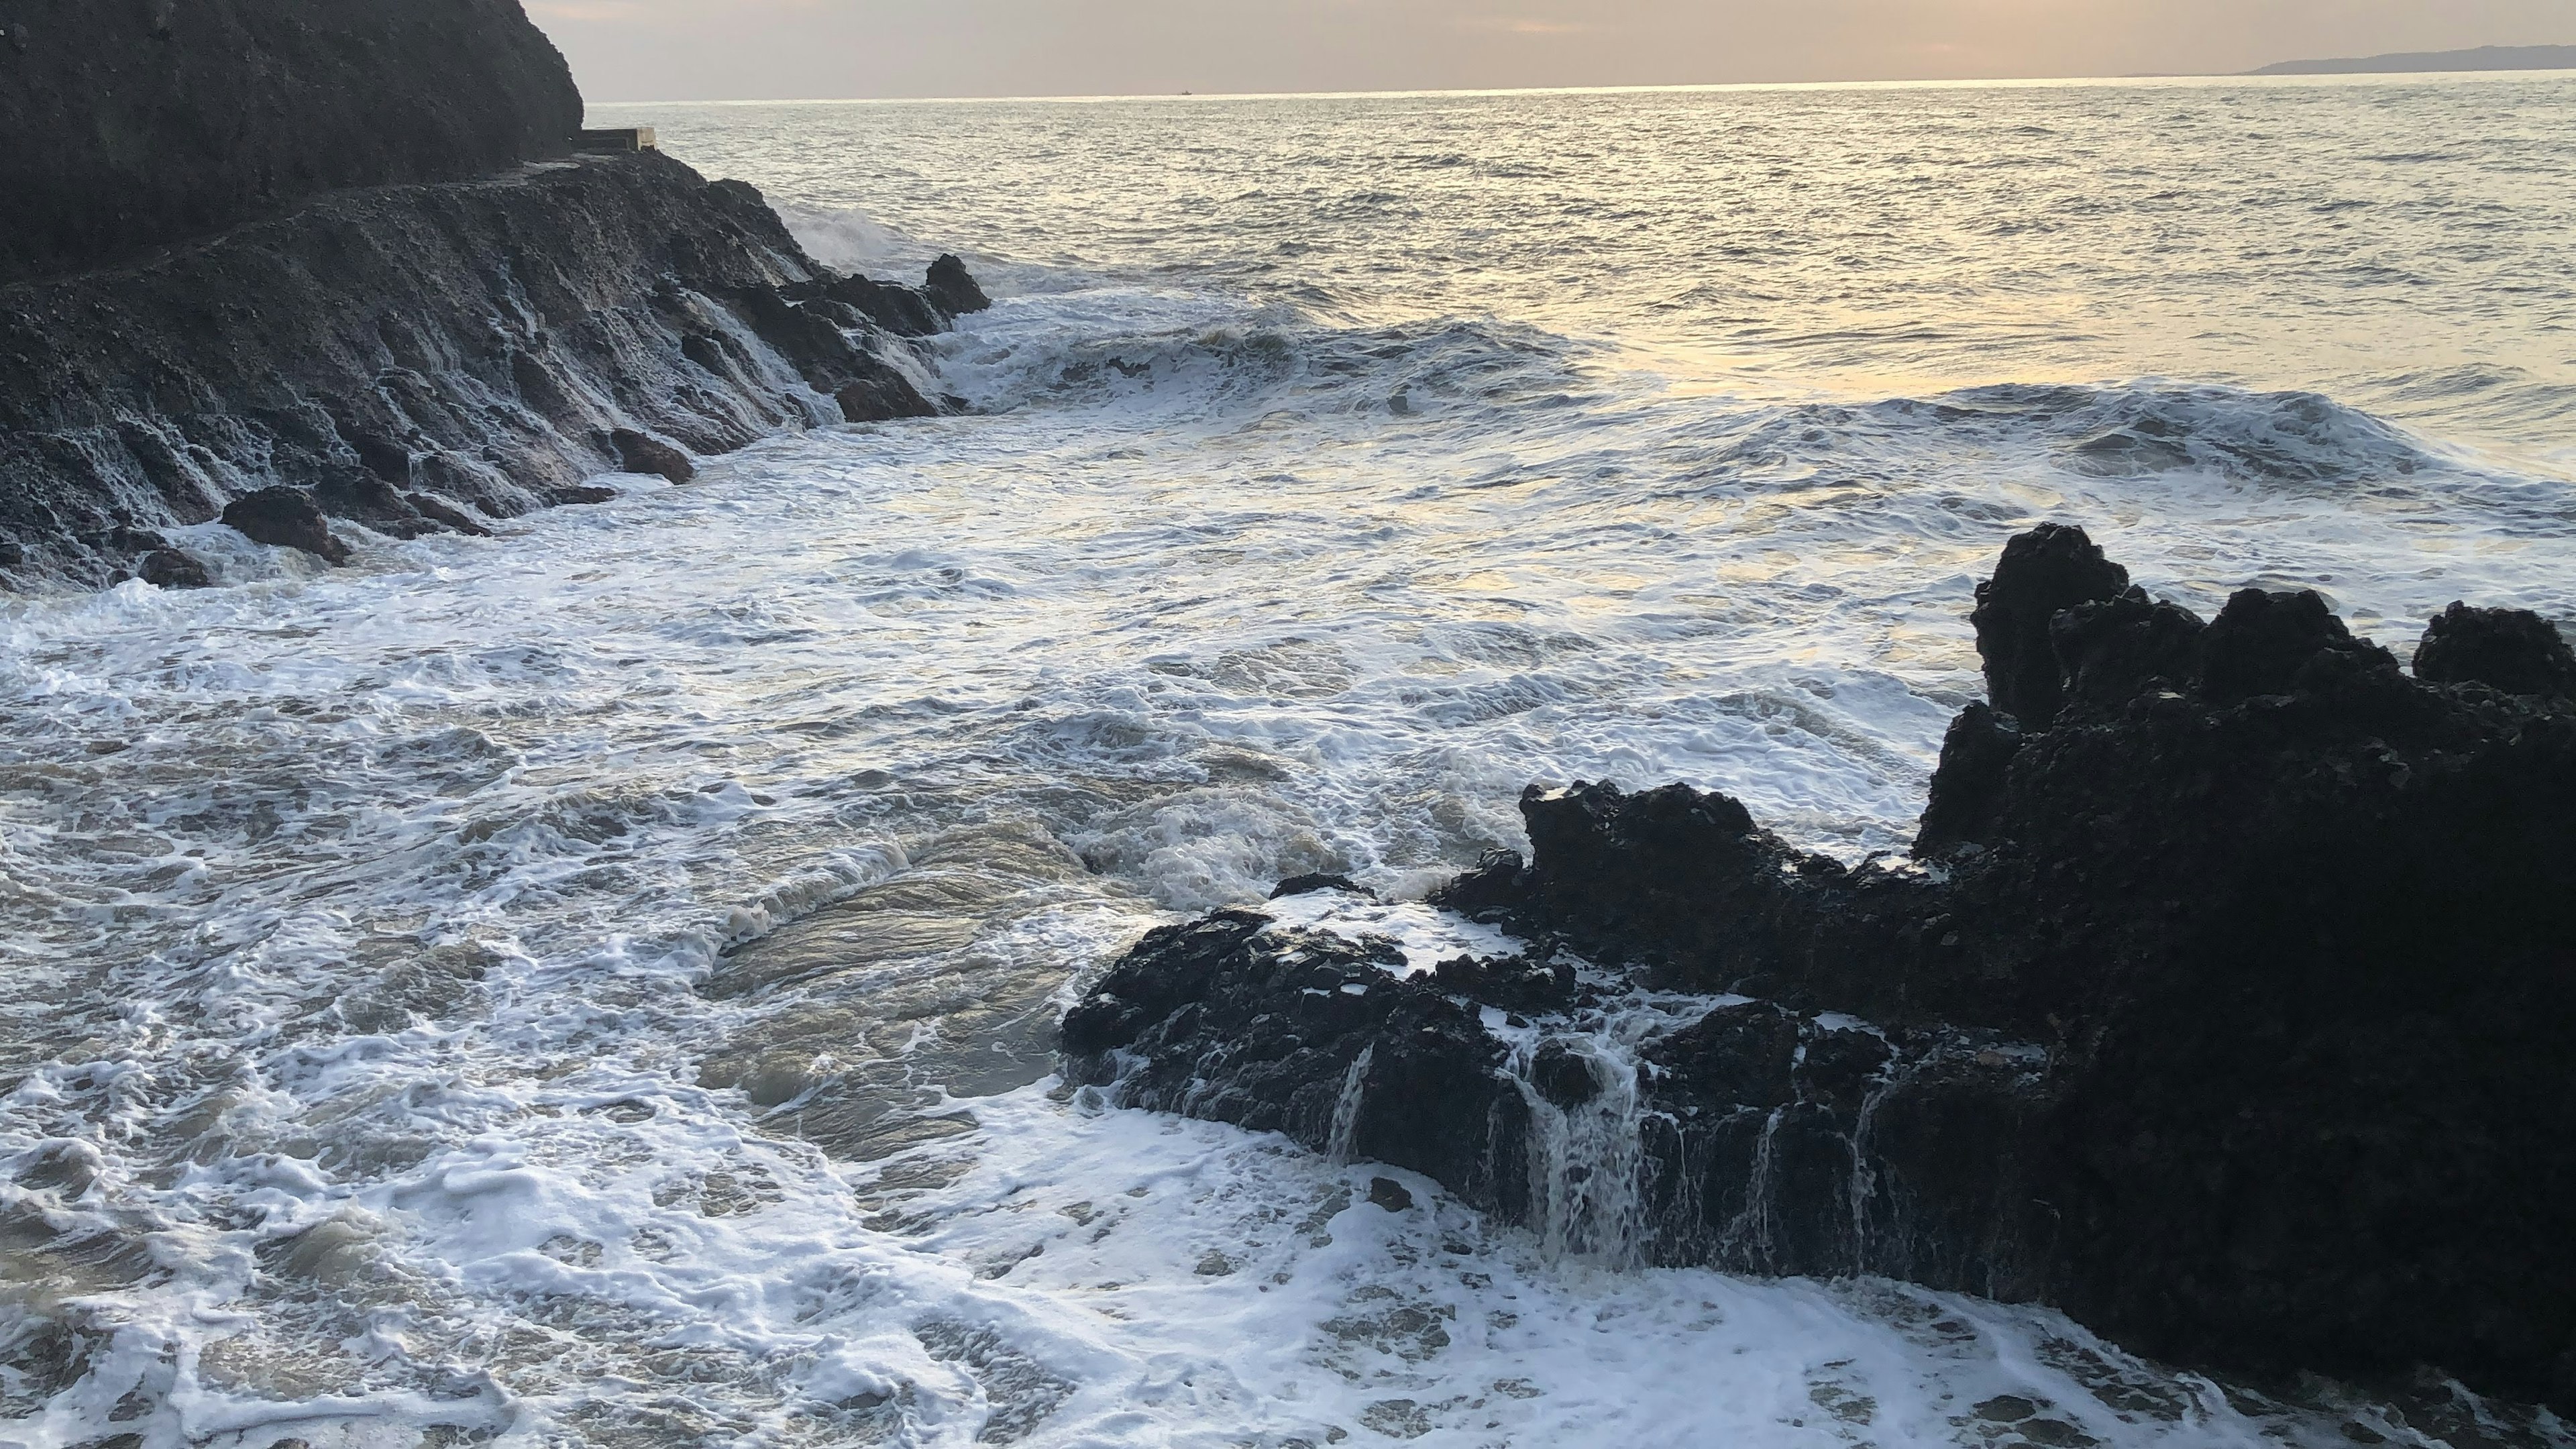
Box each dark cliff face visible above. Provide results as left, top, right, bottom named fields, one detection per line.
left=0, top=0, right=583, bottom=286
left=1066, top=527, right=2576, bottom=1414
left=0, top=153, right=971, bottom=587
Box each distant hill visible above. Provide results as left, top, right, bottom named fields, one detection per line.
left=2251, top=44, right=2576, bottom=76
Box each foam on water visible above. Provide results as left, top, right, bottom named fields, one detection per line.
left=7, top=79, right=2576, bottom=1448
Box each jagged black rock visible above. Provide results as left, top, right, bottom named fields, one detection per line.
left=1063, top=525, right=2576, bottom=1411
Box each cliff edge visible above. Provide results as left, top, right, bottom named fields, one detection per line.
left=0, top=0, right=583, bottom=287
left=0, top=0, right=984, bottom=589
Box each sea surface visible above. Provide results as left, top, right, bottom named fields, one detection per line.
left=6, top=76, right=2575, bottom=1448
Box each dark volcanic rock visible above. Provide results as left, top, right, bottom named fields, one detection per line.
left=222, top=488, right=350, bottom=565
left=1970, top=522, right=2129, bottom=727
left=1068, top=524, right=2576, bottom=1411
left=610, top=429, right=696, bottom=484
left=836, top=374, right=941, bottom=425
left=925, top=254, right=994, bottom=317
left=2414, top=602, right=2576, bottom=699
left=0, top=155, right=980, bottom=586
left=139, top=549, right=213, bottom=590
left=0, top=0, right=583, bottom=286
left=1062, top=911, right=1534, bottom=1217
left=1271, top=873, right=1376, bottom=900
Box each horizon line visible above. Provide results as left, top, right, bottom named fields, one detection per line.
left=580, top=66, right=2576, bottom=109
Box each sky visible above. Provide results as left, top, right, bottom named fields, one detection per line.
left=528, top=0, right=2576, bottom=103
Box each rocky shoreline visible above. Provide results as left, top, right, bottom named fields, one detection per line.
left=0, top=0, right=987, bottom=590
left=1064, top=526, right=2576, bottom=1411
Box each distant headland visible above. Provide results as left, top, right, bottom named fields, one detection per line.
left=2250, top=43, right=2576, bottom=76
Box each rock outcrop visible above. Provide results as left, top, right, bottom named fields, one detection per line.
left=0, top=0, right=583, bottom=287
left=1065, top=526, right=2576, bottom=1411
left=0, top=0, right=987, bottom=589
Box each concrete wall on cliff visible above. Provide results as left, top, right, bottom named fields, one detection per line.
left=0, top=0, right=584, bottom=284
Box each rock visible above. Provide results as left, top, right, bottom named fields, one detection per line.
left=0, top=1, right=987, bottom=588
left=2195, top=586, right=2384, bottom=702
left=222, top=488, right=350, bottom=564
left=1528, top=1041, right=1599, bottom=1109
left=925, top=254, right=992, bottom=317
left=405, top=493, right=492, bottom=538
left=0, top=153, right=977, bottom=587
left=610, top=429, right=695, bottom=484
left=818, top=274, right=949, bottom=337
left=0, top=0, right=582, bottom=287
left=1970, top=522, right=2129, bottom=727
left=1368, top=1178, right=1415, bottom=1212
left=1061, top=912, right=1534, bottom=1218
left=1067, top=524, right=2576, bottom=1413
left=1271, top=873, right=1376, bottom=900
left=138, top=549, right=212, bottom=589
left=835, top=372, right=941, bottom=425
left=2414, top=602, right=2576, bottom=699
left=1912, top=703, right=2021, bottom=857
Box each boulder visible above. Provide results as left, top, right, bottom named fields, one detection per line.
left=139, top=549, right=213, bottom=590
left=837, top=372, right=940, bottom=424
left=222, top=488, right=350, bottom=565
left=610, top=429, right=696, bottom=484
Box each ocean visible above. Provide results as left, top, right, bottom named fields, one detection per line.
left=4, top=75, right=2573, bottom=1448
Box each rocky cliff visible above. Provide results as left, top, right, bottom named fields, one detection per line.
left=0, top=0, right=582, bottom=286
left=0, top=0, right=988, bottom=590
left=0, top=150, right=978, bottom=587
left=1065, top=527, right=2576, bottom=1411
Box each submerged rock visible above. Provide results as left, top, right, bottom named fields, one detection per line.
left=139, top=548, right=213, bottom=590
left=1064, top=525, right=2576, bottom=1412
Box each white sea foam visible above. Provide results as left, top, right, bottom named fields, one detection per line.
left=7, top=84, right=2575, bottom=1448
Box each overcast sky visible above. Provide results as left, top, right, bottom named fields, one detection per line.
left=529, top=0, right=2575, bottom=103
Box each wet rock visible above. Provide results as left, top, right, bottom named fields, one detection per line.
left=1970, top=522, right=2129, bottom=727
left=925, top=254, right=993, bottom=317
left=610, top=429, right=695, bottom=484
left=1069, top=523, right=2576, bottom=1414
left=0, top=13, right=987, bottom=589
left=1368, top=1178, right=1415, bottom=1212
left=1913, top=703, right=2021, bottom=857
left=1061, top=911, right=1533, bottom=1219
left=1272, top=873, right=1376, bottom=900
left=2051, top=587, right=2206, bottom=713
left=221, top=487, right=350, bottom=564
left=1528, top=1041, right=1599, bottom=1109
left=837, top=371, right=940, bottom=425
left=1426, top=953, right=1574, bottom=1015
left=405, top=492, right=491, bottom=537
left=2414, top=602, right=2576, bottom=699
left=138, top=548, right=211, bottom=589
left=818, top=274, right=949, bottom=337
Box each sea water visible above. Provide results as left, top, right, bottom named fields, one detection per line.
left=3, top=76, right=2573, bottom=1448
